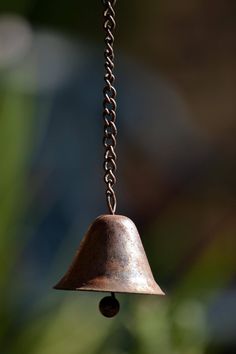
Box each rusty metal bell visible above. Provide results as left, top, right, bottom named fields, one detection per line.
left=54, top=2, right=165, bottom=318
left=54, top=215, right=164, bottom=296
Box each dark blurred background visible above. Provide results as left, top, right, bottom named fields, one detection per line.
left=0, top=1, right=235, bottom=354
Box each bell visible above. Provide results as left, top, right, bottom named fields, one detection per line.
left=54, top=215, right=164, bottom=317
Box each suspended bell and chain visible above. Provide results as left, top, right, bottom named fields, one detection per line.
left=54, top=0, right=164, bottom=318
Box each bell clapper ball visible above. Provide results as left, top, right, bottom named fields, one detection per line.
left=99, top=293, right=120, bottom=318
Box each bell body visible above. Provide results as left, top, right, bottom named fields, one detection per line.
left=54, top=215, right=164, bottom=295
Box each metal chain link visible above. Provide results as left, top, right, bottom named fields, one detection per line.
left=102, top=0, right=117, bottom=214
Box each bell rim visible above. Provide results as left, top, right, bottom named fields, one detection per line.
left=53, top=285, right=165, bottom=296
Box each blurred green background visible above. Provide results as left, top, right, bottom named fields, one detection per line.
left=0, top=1, right=236, bottom=354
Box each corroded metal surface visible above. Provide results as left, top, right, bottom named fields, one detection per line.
left=54, top=215, right=164, bottom=295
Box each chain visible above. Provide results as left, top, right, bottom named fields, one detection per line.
left=102, top=0, right=117, bottom=215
